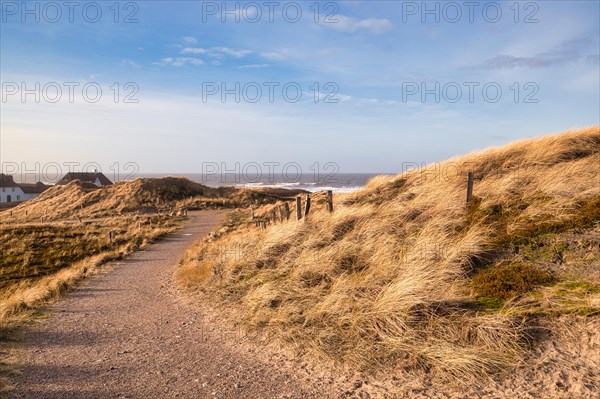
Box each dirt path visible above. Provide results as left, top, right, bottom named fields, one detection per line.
left=12, top=211, right=335, bottom=399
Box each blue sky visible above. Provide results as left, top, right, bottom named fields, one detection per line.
left=1, top=0, right=599, bottom=175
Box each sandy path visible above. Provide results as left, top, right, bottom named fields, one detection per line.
left=12, top=211, right=334, bottom=399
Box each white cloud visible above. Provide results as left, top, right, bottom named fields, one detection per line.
left=325, top=15, right=392, bottom=34
left=237, top=64, right=270, bottom=69
left=158, top=57, right=204, bottom=67
left=259, top=49, right=300, bottom=61
left=181, top=47, right=207, bottom=55
left=169, top=43, right=252, bottom=65
left=183, top=36, right=198, bottom=44
left=209, top=47, right=252, bottom=58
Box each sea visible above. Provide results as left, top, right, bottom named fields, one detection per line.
left=138, top=173, right=388, bottom=193
left=15, top=171, right=390, bottom=194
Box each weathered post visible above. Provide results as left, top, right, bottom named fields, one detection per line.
left=326, top=190, right=333, bottom=213
left=296, top=196, right=302, bottom=220
left=250, top=207, right=255, bottom=220
left=303, top=194, right=311, bottom=220
left=466, top=171, right=474, bottom=204
left=284, top=203, right=291, bottom=220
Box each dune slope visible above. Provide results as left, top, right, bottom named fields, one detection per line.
left=178, top=127, right=600, bottom=388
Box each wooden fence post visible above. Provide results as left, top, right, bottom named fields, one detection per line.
left=284, top=203, right=291, bottom=220
left=250, top=207, right=255, bottom=220
left=466, top=171, right=474, bottom=204
left=296, top=196, right=302, bottom=220
left=303, top=194, right=311, bottom=220
left=326, top=190, right=333, bottom=213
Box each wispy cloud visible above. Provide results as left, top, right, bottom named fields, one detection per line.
left=237, top=64, right=270, bottom=69
left=120, top=59, right=141, bottom=68
left=178, top=46, right=251, bottom=61
left=183, top=36, right=198, bottom=44
left=157, top=57, right=204, bottom=67
left=480, top=36, right=596, bottom=70
left=259, top=49, right=300, bottom=61
left=209, top=47, right=252, bottom=58
left=260, top=51, right=285, bottom=61
left=181, top=47, right=207, bottom=55
left=324, top=15, right=392, bottom=34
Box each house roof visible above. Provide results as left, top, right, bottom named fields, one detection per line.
left=57, top=172, right=113, bottom=186
left=0, top=174, right=20, bottom=188
left=19, top=182, right=50, bottom=194
left=1, top=174, right=50, bottom=194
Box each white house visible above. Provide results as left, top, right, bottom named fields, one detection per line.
left=0, top=174, right=49, bottom=204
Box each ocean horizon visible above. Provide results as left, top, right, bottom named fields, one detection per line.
left=138, top=173, right=388, bottom=193
left=14, top=172, right=388, bottom=194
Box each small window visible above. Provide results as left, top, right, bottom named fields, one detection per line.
left=17, top=195, right=21, bottom=201
left=11, top=187, right=15, bottom=192
left=1, top=188, right=4, bottom=192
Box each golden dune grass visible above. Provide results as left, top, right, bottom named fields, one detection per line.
left=177, top=127, right=600, bottom=381
left=3, top=177, right=226, bottom=223
left=0, top=217, right=180, bottom=329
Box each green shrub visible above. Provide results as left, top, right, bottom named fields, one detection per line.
left=472, top=263, right=555, bottom=300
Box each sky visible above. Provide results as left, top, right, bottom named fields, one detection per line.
left=0, top=0, right=599, bottom=178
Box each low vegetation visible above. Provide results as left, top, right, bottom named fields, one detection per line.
left=0, top=176, right=294, bottom=393
left=177, top=127, right=600, bottom=385
left=3, top=177, right=305, bottom=224
left=0, top=177, right=300, bottom=329
left=0, top=216, right=182, bottom=328
left=0, top=209, right=184, bottom=394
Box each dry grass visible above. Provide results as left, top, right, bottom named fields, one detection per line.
left=177, top=127, right=600, bottom=382
left=0, top=175, right=304, bottom=330
left=0, top=216, right=181, bottom=328
left=0, top=213, right=183, bottom=394
left=1, top=177, right=305, bottom=225
left=2, top=177, right=227, bottom=223
left=0, top=176, right=306, bottom=393
left=0, top=177, right=227, bottom=325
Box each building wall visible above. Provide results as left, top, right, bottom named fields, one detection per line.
left=0, top=187, right=26, bottom=203
left=0, top=187, right=40, bottom=203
